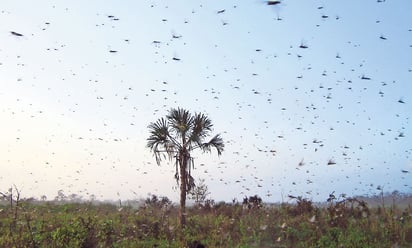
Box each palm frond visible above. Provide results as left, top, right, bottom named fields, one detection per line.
left=189, top=112, right=213, bottom=145
left=147, top=118, right=167, bottom=150
left=147, top=117, right=178, bottom=164
left=167, top=107, right=194, bottom=137
left=200, top=134, right=224, bottom=156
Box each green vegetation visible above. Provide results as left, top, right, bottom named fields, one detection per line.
left=0, top=193, right=411, bottom=247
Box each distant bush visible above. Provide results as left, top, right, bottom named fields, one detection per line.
left=242, top=195, right=263, bottom=209
left=144, top=194, right=172, bottom=209
left=287, top=195, right=315, bottom=216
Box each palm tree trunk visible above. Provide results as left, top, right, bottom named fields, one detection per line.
left=179, top=159, right=187, bottom=228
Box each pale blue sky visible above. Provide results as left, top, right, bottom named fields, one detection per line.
left=0, top=0, right=411, bottom=202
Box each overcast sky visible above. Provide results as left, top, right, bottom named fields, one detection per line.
left=0, top=0, right=411, bottom=203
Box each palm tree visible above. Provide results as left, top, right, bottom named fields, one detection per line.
left=147, top=107, right=224, bottom=227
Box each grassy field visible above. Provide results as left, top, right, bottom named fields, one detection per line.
left=0, top=194, right=411, bottom=248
